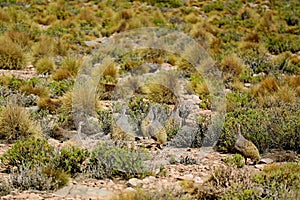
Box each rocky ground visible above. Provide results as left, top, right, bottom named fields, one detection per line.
left=2, top=136, right=299, bottom=200
left=0, top=46, right=299, bottom=200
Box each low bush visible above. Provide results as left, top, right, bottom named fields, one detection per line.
left=218, top=103, right=300, bottom=153
left=9, top=163, right=69, bottom=191
left=1, top=137, right=55, bottom=168
left=55, top=145, right=89, bottom=175
left=86, top=142, right=153, bottom=180
left=222, top=153, right=245, bottom=168
left=192, top=162, right=300, bottom=199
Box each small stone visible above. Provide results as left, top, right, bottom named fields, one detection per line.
left=259, top=158, right=274, bottom=164
left=177, top=174, right=194, bottom=181
left=255, top=164, right=267, bottom=170
left=128, top=178, right=142, bottom=187
left=194, top=176, right=204, bottom=184
left=142, top=176, right=156, bottom=184
left=124, top=187, right=136, bottom=193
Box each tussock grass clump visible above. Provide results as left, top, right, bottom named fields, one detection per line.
left=51, top=56, right=81, bottom=81
left=220, top=54, right=245, bottom=77
left=35, top=57, right=56, bottom=75
left=5, top=30, right=31, bottom=49
left=32, top=36, right=54, bottom=60
left=37, top=97, right=61, bottom=113
left=0, top=104, right=41, bottom=142
left=51, top=68, right=70, bottom=81
left=0, top=36, right=26, bottom=70
left=252, top=76, right=279, bottom=97
left=20, top=78, right=49, bottom=97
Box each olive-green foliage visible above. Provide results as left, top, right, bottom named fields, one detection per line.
left=0, top=36, right=26, bottom=70
left=218, top=103, right=300, bottom=153
left=19, top=77, right=50, bottom=97
left=48, top=79, right=74, bottom=97
left=0, top=75, right=24, bottom=90
left=267, top=34, right=300, bottom=54
left=112, top=187, right=189, bottom=200
left=1, top=138, right=55, bottom=168
left=222, top=154, right=245, bottom=168
left=194, top=162, right=300, bottom=199
left=272, top=52, right=300, bottom=75
left=253, top=162, right=300, bottom=196
left=1, top=137, right=88, bottom=177
left=87, top=142, right=153, bottom=180
left=138, top=0, right=183, bottom=8
left=60, top=56, right=82, bottom=77
left=0, top=104, right=41, bottom=142
left=55, top=145, right=89, bottom=175
left=97, top=110, right=112, bottom=135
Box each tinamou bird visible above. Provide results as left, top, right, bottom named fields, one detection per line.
left=141, top=105, right=167, bottom=145
left=234, top=123, right=260, bottom=165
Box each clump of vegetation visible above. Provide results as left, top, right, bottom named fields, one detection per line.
left=37, top=97, right=61, bottom=113
left=222, top=153, right=245, bottom=168
left=1, top=137, right=89, bottom=191
left=86, top=142, right=153, bottom=180
left=0, top=104, right=41, bottom=142
left=0, top=36, right=26, bottom=70
left=20, top=78, right=49, bottom=97
left=9, top=163, right=69, bottom=191
left=0, top=180, right=11, bottom=197
left=35, top=57, right=56, bottom=75
left=218, top=103, right=300, bottom=153
left=188, top=162, right=300, bottom=199
left=112, top=187, right=189, bottom=200
left=55, top=145, right=89, bottom=175
left=1, top=137, right=56, bottom=168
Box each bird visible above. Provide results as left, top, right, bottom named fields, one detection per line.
left=149, top=107, right=167, bottom=145
left=116, top=107, right=134, bottom=138
left=168, top=103, right=182, bottom=127
left=141, top=105, right=167, bottom=145
left=141, top=105, right=155, bottom=138
left=234, top=123, right=260, bottom=165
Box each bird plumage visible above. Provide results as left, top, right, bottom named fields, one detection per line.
left=234, top=123, right=260, bottom=164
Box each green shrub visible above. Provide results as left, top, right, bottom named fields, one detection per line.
left=222, top=154, right=245, bottom=168
left=203, top=1, right=224, bottom=12
left=1, top=137, right=55, bottom=168
left=266, top=34, right=300, bottom=54
left=55, top=145, right=89, bottom=175
left=0, top=104, right=42, bottom=142
left=48, top=79, right=74, bottom=97
left=218, top=103, right=300, bottom=153
left=0, top=36, right=26, bottom=70
left=86, top=142, right=153, bottom=180
left=97, top=110, right=113, bottom=135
